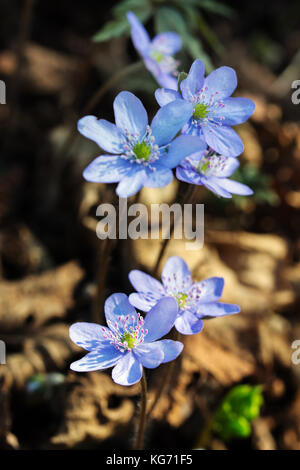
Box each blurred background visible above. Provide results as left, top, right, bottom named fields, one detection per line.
left=0, top=0, right=300, bottom=450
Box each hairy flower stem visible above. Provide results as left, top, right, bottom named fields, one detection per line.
left=93, top=237, right=116, bottom=324
left=135, top=370, right=148, bottom=450
left=152, top=185, right=197, bottom=276
left=147, top=331, right=181, bottom=418
left=57, top=61, right=143, bottom=162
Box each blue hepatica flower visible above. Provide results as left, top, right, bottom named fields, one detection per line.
left=79, top=91, right=204, bottom=197
left=69, top=293, right=183, bottom=386
left=155, top=59, right=256, bottom=157
left=176, top=150, right=253, bottom=198
left=129, top=256, right=240, bottom=335
left=127, top=11, right=181, bottom=90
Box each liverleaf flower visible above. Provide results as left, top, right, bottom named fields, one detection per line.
left=69, top=293, right=183, bottom=386
left=176, top=149, right=253, bottom=198
left=129, top=256, right=240, bottom=335
left=79, top=91, right=206, bottom=197
left=127, top=11, right=181, bottom=90
left=155, top=59, right=256, bottom=157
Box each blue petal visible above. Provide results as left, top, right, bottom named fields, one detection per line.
left=143, top=297, right=178, bottom=343
left=156, top=339, right=183, bottom=363
left=216, top=178, right=254, bottom=196
left=202, top=175, right=232, bottom=198
left=204, top=66, right=237, bottom=102
left=113, top=91, right=148, bottom=138
left=116, top=169, right=146, bottom=197
left=161, top=256, right=192, bottom=293
left=134, top=342, right=164, bottom=368
left=129, top=270, right=164, bottom=297
left=203, top=124, right=244, bottom=157
left=78, top=116, right=123, bottom=154
left=190, top=277, right=224, bottom=304
left=104, top=293, right=137, bottom=329
left=151, top=32, right=182, bottom=55
left=155, top=88, right=181, bottom=106
left=70, top=346, right=123, bottom=372
left=213, top=97, right=255, bottom=126
left=150, top=99, right=193, bottom=147
left=144, top=167, right=173, bottom=187
left=83, top=155, right=132, bottom=183
left=174, top=311, right=204, bottom=335
left=69, top=322, right=111, bottom=351
left=198, top=302, right=240, bottom=319
left=180, top=59, right=205, bottom=100
left=129, top=293, right=156, bottom=312
left=127, top=11, right=150, bottom=56
left=163, top=135, right=207, bottom=168
left=112, top=351, right=143, bottom=386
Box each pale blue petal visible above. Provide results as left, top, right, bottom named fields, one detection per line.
left=69, top=322, right=111, bottom=351
left=150, top=99, right=193, bottom=146
left=134, top=342, right=164, bottom=368
left=189, top=277, right=224, bottom=304
left=127, top=11, right=151, bottom=56
left=129, top=270, right=164, bottom=296
left=176, top=165, right=203, bottom=185
left=144, top=167, right=173, bottom=187
left=204, top=66, right=237, bottom=102
left=155, top=88, right=181, bottom=107
left=113, top=91, right=148, bottom=138
left=210, top=156, right=239, bottom=177
left=116, top=169, right=147, bottom=197
left=70, top=346, right=123, bottom=372
left=77, top=116, right=123, bottom=153
left=104, top=293, right=137, bottom=328
left=213, top=97, right=255, bottom=126
left=156, top=73, right=178, bottom=90
left=143, top=297, right=178, bottom=343
left=151, top=32, right=182, bottom=55
left=161, top=256, right=192, bottom=293
left=155, top=339, right=183, bottom=363
left=163, top=135, right=207, bottom=168
left=203, top=124, right=244, bottom=157
left=83, top=155, right=132, bottom=183
left=202, top=175, right=232, bottom=198
left=174, top=311, right=204, bottom=335
left=129, top=293, right=156, bottom=312
left=180, top=59, right=205, bottom=100
left=112, top=351, right=143, bottom=386
left=216, top=178, right=253, bottom=196
left=198, top=302, right=240, bottom=319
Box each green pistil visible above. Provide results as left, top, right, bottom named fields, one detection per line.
left=121, top=332, right=136, bottom=349
left=151, top=50, right=164, bottom=63
left=133, top=141, right=151, bottom=161
left=197, top=159, right=210, bottom=174
left=193, top=103, right=209, bottom=120
left=175, top=292, right=188, bottom=308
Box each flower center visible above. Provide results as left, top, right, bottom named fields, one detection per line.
left=195, top=153, right=228, bottom=176
left=121, top=331, right=136, bottom=349
left=133, top=141, right=151, bottom=161
left=193, top=102, right=209, bottom=120
left=175, top=292, right=188, bottom=308
left=151, top=50, right=164, bottom=63
left=104, top=313, right=148, bottom=352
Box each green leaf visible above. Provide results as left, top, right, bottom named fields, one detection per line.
left=213, top=385, right=264, bottom=441
left=113, top=0, right=150, bottom=18
left=93, top=19, right=129, bottom=42
left=196, top=0, right=234, bottom=17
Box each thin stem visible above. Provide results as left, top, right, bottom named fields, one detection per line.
left=93, top=237, right=116, bottom=323
left=147, top=331, right=180, bottom=418
left=56, top=61, right=143, bottom=162
left=135, top=370, right=148, bottom=450
left=152, top=184, right=197, bottom=276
